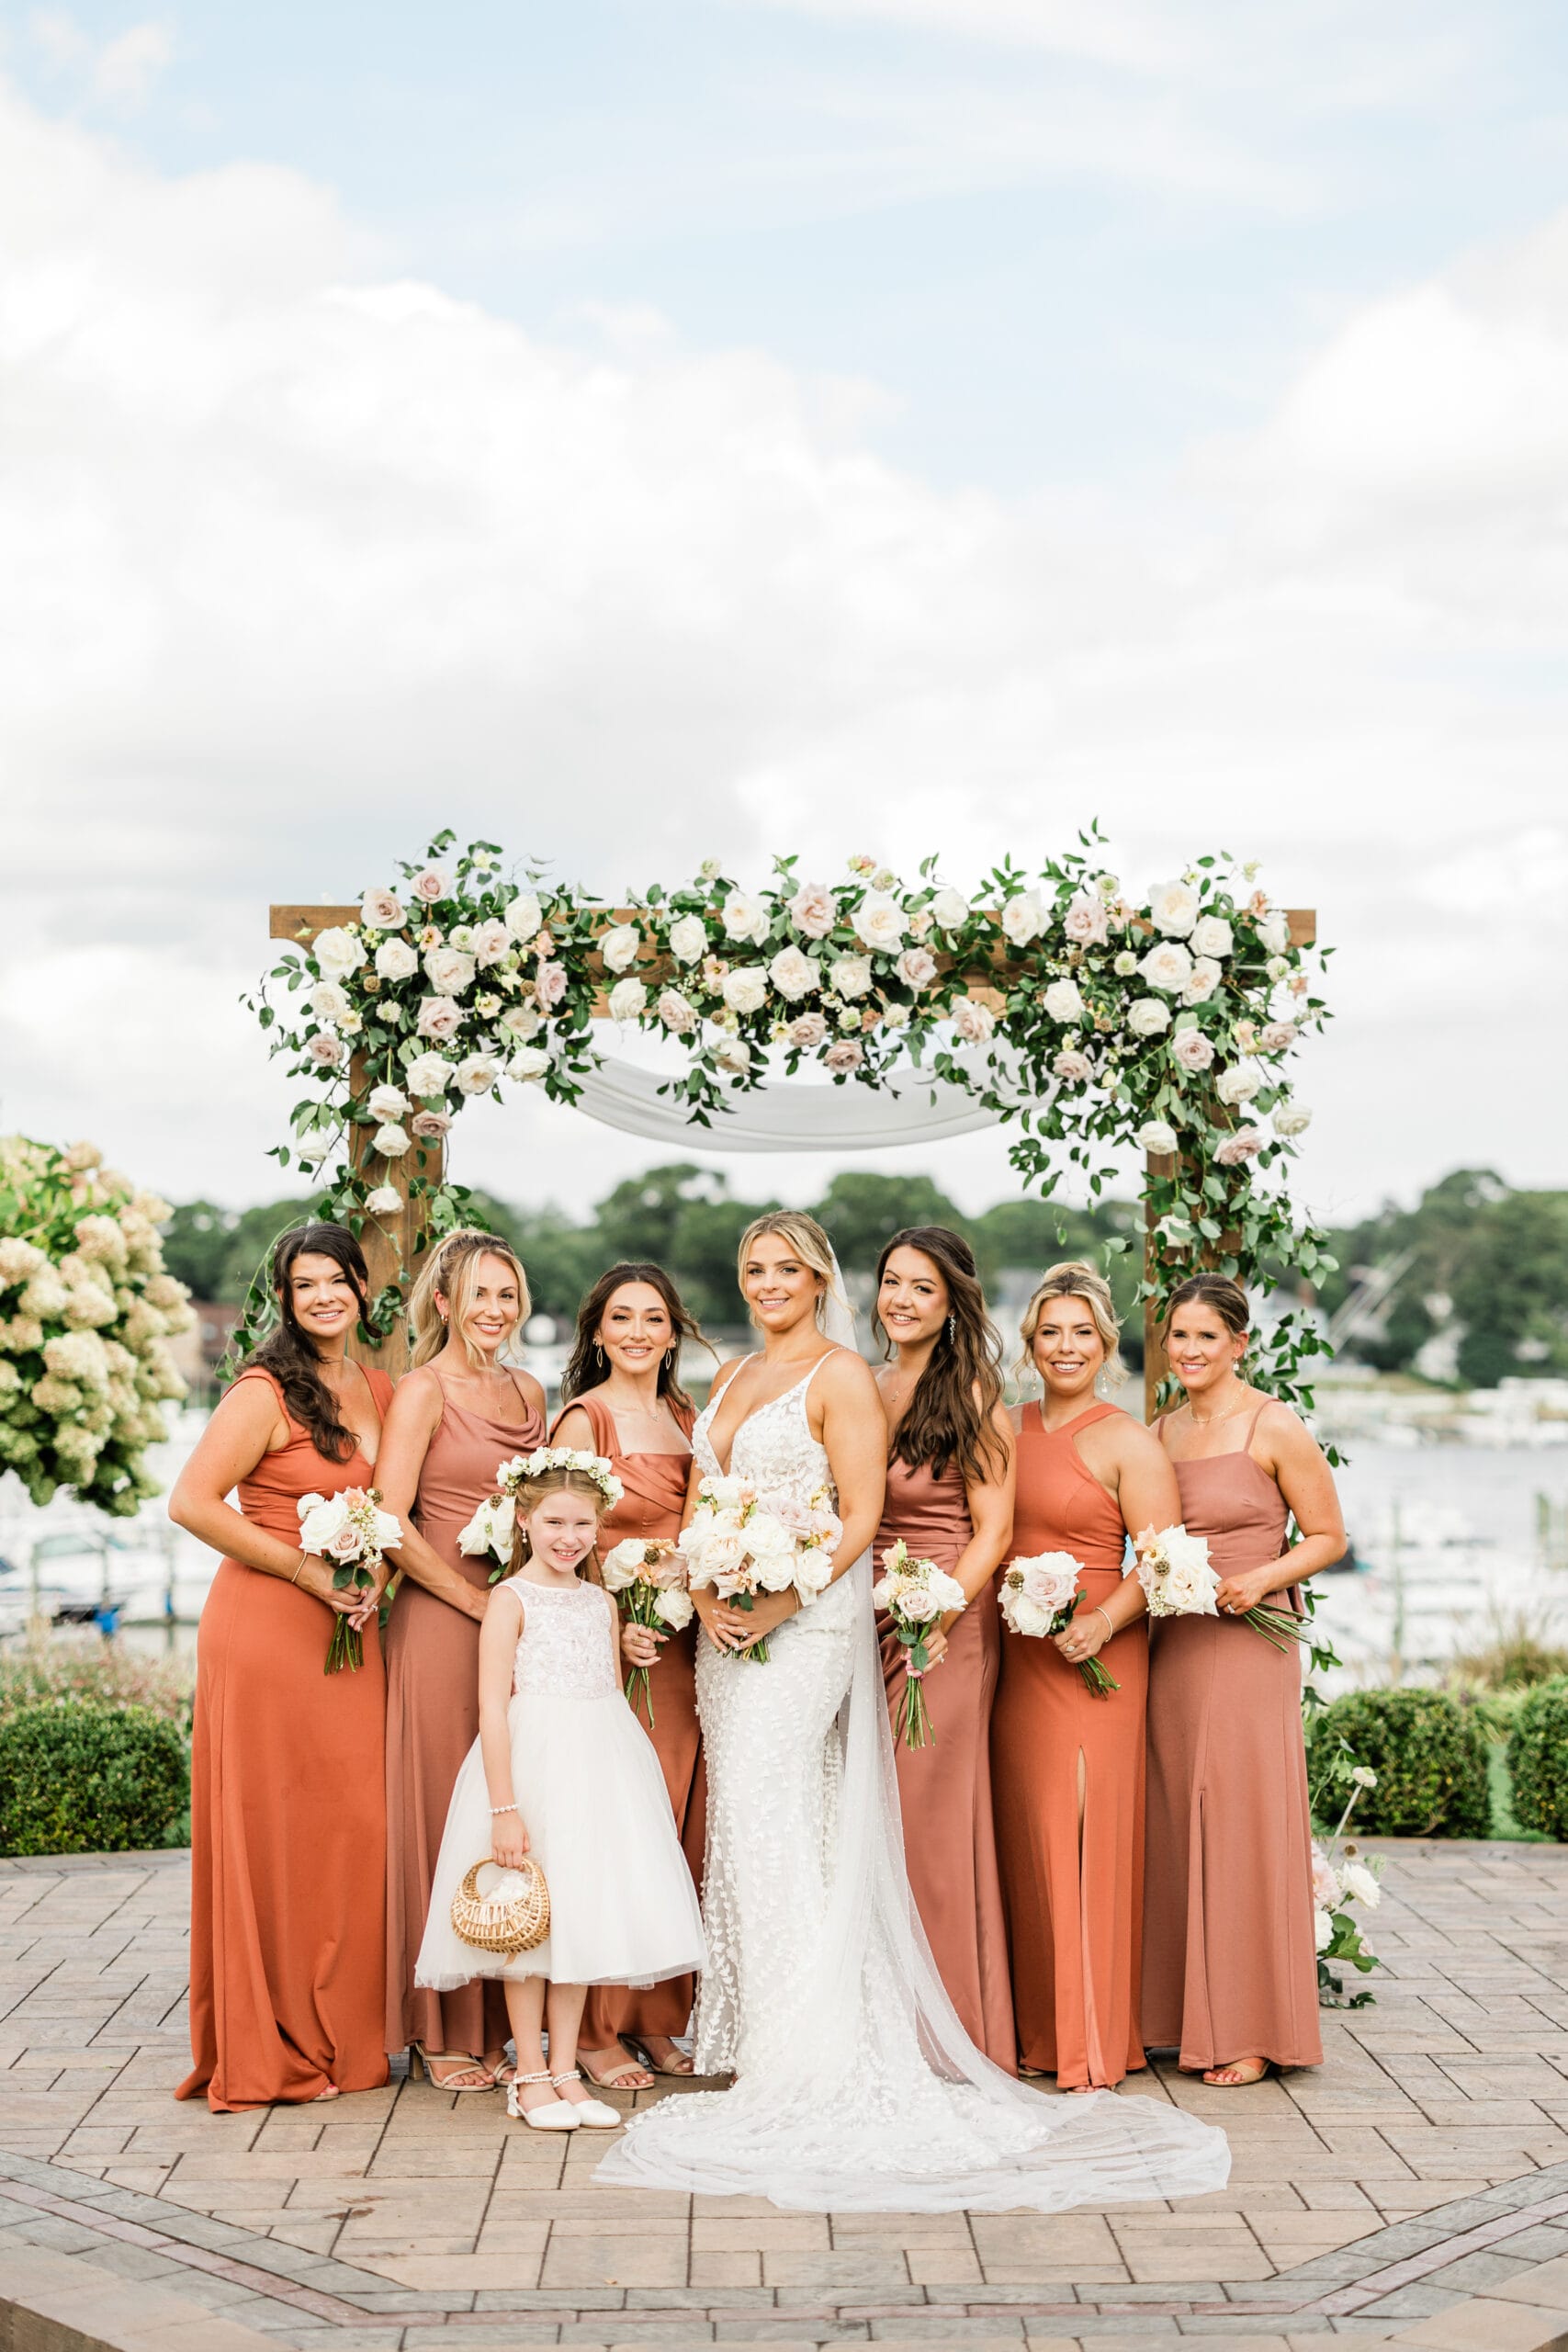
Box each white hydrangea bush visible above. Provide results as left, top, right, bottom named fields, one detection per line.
left=0, top=1136, right=194, bottom=1515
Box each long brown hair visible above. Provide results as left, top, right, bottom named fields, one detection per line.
left=874, top=1227, right=1004, bottom=1486
left=252, top=1223, right=370, bottom=1463
left=559, top=1261, right=711, bottom=1416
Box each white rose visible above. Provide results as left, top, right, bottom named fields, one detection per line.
left=1128, top=997, right=1171, bottom=1037
left=1139, top=940, right=1193, bottom=994
left=403, top=1050, right=454, bottom=1098
left=1314, top=1907, right=1334, bottom=1954
left=365, top=1184, right=402, bottom=1216
left=307, top=980, right=351, bottom=1024
left=1136, top=1118, right=1179, bottom=1155
left=1258, top=910, right=1291, bottom=956
left=505, top=892, right=543, bottom=942
left=1043, top=978, right=1084, bottom=1023
left=1182, top=957, right=1223, bottom=1004
left=930, top=888, right=970, bottom=931
left=1215, top=1064, right=1261, bottom=1106
left=601, top=923, right=641, bottom=974
left=655, top=1588, right=695, bottom=1631
left=769, top=945, right=818, bottom=1001
left=1002, top=1589, right=1054, bottom=1639
left=722, top=967, right=768, bottom=1016
left=371, top=1121, right=412, bottom=1157
left=788, top=882, right=836, bottom=939
left=423, top=945, right=476, bottom=997
left=1273, top=1104, right=1313, bottom=1138
left=1190, top=915, right=1233, bottom=959
left=829, top=955, right=873, bottom=1000
left=721, top=892, right=771, bottom=945
left=953, top=998, right=996, bottom=1043
left=456, top=1052, right=502, bottom=1096
left=852, top=890, right=906, bottom=953
left=896, top=947, right=937, bottom=990
left=375, top=938, right=419, bottom=982
left=298, top=1492, right=352, bottom=1554
left=507, top=1046, right=551, bottom=1082
left=668, top=913, right=709, bottom=965
left=881, top=1001, right=911, bottom=1031
left=714, top=1037, right=752, bottom=1074
left=607, top=977, right=648, bottom=1022
left=1147, top=879, right=1200, bottom=937
left=1170, top=1027, right=1215, bottom=1071
left=1000, top=892, right=1044, bottom=948
left=502, top=1002, right=542, bottom=1042
left=367, top=1082, right=410, bottom=1121
left=472, top=919, right=511, bottom=967
left=1340, top=1860, right=1381, bottom=1909
left=313, top=925, right=366, bottom=979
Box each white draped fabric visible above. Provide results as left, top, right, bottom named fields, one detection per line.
left=572, top=1043, right=1034, bottom=1152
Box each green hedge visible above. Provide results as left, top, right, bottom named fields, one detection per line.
left=1507, top=1679, right=1568, bottom=1842
left=0, top=1702, right=189, bottom=1857
left=1314, top=1688, right=1491, bottom=1838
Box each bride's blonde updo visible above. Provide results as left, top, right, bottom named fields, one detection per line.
left=735, top=1211, right=842, bottom=1333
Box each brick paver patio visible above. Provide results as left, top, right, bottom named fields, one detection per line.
left=4, top=1841, right=1568, bottom=2349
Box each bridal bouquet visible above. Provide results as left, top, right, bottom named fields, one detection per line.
left=1132, top=1523, right=1306, bottom=1652
left=677, top=1474, right=841, bottom=1663
left=297, top=1487, right=402, bottom=1674
left=998, top=1551, right=1118, bottom=1697
left=457, top=1447, right=626, bottom=1582
left=874, top=1540, right=966, bottom=1747
left=601, top=1537, right=694, bottom=1728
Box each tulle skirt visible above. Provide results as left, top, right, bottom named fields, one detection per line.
left=415, top=1691, right=706, bottom=1989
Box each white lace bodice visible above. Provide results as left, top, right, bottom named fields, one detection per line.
left=693, top=1354, right=836, bottom=1504
left=502, top=1576, right=615, bottom=1702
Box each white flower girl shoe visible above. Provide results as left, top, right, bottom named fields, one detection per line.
left=506, top=2071, right=578, bottom=2131
left=551, top=2068, right=623, bottom=2130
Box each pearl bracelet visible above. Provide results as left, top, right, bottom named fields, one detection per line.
left=490, top=1804, right=518, bottom=1815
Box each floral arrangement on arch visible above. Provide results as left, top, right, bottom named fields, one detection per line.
left=0, top=1136, right=194, bottom=1515
left=251, top=825, right=1334, bottom=1398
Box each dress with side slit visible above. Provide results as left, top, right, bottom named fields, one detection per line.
left=990, top=1400, right=1148, bottom=2089
left=1140, top=1406, right=1323, bottom=2074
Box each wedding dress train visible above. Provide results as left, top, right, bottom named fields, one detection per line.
left=598, top=1348, right=1229, bottom=2213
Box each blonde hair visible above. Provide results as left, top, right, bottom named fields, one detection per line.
left=1018, top=1260, right=1126, bottom=1391
left=735, top=1211, right=842, bottom=1333
left=510, top=1464, right=612, bottom=1582
left=409, top=1228, right=531, bottom=1370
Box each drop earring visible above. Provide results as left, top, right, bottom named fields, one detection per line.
left=593, top=1341, right=605, bottom=1369
left=946, top=1314, right=956, bottom=1343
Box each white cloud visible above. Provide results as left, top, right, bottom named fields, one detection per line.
left=27, top=11, right=172, bottom=110
left=0, top=77, right=1564, bottom=1226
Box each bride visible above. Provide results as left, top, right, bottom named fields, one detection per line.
left=598, top=1211, right=1228, bottom=2213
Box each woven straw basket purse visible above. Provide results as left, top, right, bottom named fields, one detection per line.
left=449, top=1859, right=550, bottom=1957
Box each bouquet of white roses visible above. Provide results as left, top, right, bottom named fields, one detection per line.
left=457, top=1446, right=626, bottom=1583
left=1132, top=1521, right=1305, bottom=1652
left=298, top=1487, right=402, bottom=1674
left=601, top=1537, right=694, bottom=1728
left=874, top=1539, right=966, bottom=1747
left=677, top=1473, right=841, bottom=1663
left=1312, top=1758, right=1382, bottom=2006
left=999, top=1550, right=1118, bottom=1697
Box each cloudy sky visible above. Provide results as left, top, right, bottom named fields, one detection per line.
left=3, top=0, right=1566, bottom=1237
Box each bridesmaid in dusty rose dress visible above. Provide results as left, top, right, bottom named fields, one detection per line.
left=1143, top=1272, right=1345, bottom=2086
left=870, top=1227, right=1016, bottom=2070
left=555, top=1261, right=709, bottom=2091
left=377, top=1229, right=546, bottom=2091
left=991, top=1263, right=1180, bottom=2091
left=171, top=1223, right=391, bottom=2111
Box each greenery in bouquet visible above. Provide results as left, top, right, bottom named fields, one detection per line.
left=0, top=1136, right=193, bottom=1516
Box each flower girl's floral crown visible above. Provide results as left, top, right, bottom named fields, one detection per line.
left=496, top=1445, right=625, bottom=1512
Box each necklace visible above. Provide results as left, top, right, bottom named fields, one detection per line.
left=1189, top=1390, right=1246, bottom=1429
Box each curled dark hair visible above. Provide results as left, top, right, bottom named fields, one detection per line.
left=252, top=1223, right=371, bottom=1462
left=560, top=1261, right=713, bottom=1417
left=874, top=1227, right=1005, bottom=1487
left=1164, top=1272, right=1250, bottom=1340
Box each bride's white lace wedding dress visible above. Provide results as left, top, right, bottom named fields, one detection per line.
left=598, top=1350, right=1228, bottom=2213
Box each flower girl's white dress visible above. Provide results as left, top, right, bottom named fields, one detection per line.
left=416, top=1576, right=705, bottom=1992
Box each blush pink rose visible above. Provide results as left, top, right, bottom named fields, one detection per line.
left=417, top=996, right=463, bottom=1040
left=1259, top=1021, right=1299, bottom=1051
left=786, top=1012, right=828, bottom=1049
left=412, top=867, right=447, bottom=903
left=825, top=1039, right=864, bottom=1073
left=1052, top=1048, right=1093, bottom=1084
left=472, top=919, right=511, bottom=967
left=1170, top=1028, right=1214, bottom=1071
left=1215, top=1126, right=1264, bottom=1167
left=411, top=1110, right=451, bottom=1139
left=897, top=947, right=938, bottom=990
left=360, top=888, right=406, bottom=930
left=953, top=998, right=996, bottom=1044
left=1063, top=894, right=1109, bottom=947
left=788, top=882, right=837, bottom=939
left=534, top=960, right=569, bottom=1011
left=306, top=1031, right=345, bottom=1068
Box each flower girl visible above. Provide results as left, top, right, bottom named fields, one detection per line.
left=415, top=1450, right=705, bottom=2130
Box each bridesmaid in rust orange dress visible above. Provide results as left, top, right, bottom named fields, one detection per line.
left=377, top=1229, right=546, bottom=2091
left=991, top=1262, right=1180, bottom=2091
left=871, top=1227, right=1016, bottom=2070
left=171, top=1224, right=391, bottom=2112
left=554, top=1261, right=708, bottom=2090
left=1143, top=1273, right=1345, bottom=2086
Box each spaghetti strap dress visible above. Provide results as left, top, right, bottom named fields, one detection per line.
left=1141, top=1407, right=1323, bottom=2072
left=876, top=1457, right=1015, bottom=2071
left=556, top=1390, right=705, bottom=2052
left=383, top=1373, right=545, bottom=2059
left=990, top=1401, right=1149, bottom=2089
left=178, top=1365, right=393, bottom=2112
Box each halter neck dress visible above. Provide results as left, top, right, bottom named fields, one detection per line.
left=179, top=1365, right=393, bottom=2111
left=1141, top=1405, right=1322, bottom=2072
left=552, top=1389, right=704, bottom=2052
left=383, top=1371, right=545, bottom=2060
left=990, top=1401, right=1150, bottom=2089
left=876, top=1453, right=1015, bottom=2071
